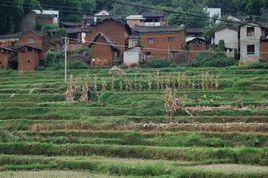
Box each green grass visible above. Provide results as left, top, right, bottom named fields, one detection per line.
left=0, top=67, right=268, bottom=176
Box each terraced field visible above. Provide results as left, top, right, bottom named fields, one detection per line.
left=0, top=67, right=267, bottom=177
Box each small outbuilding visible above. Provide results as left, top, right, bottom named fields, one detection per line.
left=17, top=45, right=42, bottom=71
left=186, top=37, right=209, bottom=59
left=123, top=47, right=141, bottom=67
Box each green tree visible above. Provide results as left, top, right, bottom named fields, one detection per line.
left=167, top=5, right=209, bottom=28
left=0, top=0, right=40, bottom=34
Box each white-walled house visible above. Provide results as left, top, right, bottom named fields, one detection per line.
left=239, top=22, right=267, bottom=61
left=215, top=27, right=239, bottom=57
left=123, top=47, right=142, bottom=67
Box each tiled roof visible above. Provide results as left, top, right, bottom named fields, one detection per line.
left=133, top=25, right=185, bottom=34
left=88, top=32, right=120, bottom=51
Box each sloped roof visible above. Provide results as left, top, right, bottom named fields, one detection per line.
left=16, top=45, right=42, bottom=51
left=88, top=32, right=120, bottom=51
left=0, top=33, right=21, bottom=39
left=186, top=36, right=208, bottom=44
left=0, top=46, right=16, bottom=52
left=133, top=25, right=185, bottom=34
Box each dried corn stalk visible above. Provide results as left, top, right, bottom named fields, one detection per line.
left=65, top=75, right=76, bottom=102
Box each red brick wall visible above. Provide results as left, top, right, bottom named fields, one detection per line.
left=18, top=48, right=39, bottom=71
left=19, top=31, right=43, bottom=50
left=260, top=41, right=268, bottom=62
left=90, top=36, right=114, bottom=66
left=84, top=20, right=128, bottom=50
left=140, top=31, right=185, bottom=59
left=188, top=42, right=208, bottom=59
left=0, top=52, right=10, bottom=69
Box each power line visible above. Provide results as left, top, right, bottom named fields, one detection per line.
left=101, top=0, right=260, bottom=28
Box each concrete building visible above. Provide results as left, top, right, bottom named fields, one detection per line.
left=126, top=15, right=145, bottom=27
left=123, top=47, right=141, bottom=66
left=215, top=27, right=239, bottom=57
left=239, top=22, right=267, bottom=61
left=205, top=8, right=221, bottom=23
left=34, top=10, right=59, bottom=25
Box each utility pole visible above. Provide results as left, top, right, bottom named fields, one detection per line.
left=64, top=37, right=68, bottom=83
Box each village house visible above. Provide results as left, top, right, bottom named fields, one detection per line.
left=88, top=32, right=120, bottom=66
left=34, top=10, right=59, bottom=26
left=17, top=45, right=42, bottom=71
left=214, top=27, right=239, bottom=58
left=0, top=30, right=44, bottom=71
left=142, top=11, right=167, bottom=26
left=0, top=47, right=16, bottom=69
left=133, top=25, right=186, bottom=60
left=83, top=17, right=130, bottom=50
left=126, top=15, right=146, bottom=28
left=82, top=10, right=110, bottom=27
left=186, top=37, right=209, bottom=59
left=239, top=22, right=268, bottom=62
left=84, top=17, right=131, bottom=66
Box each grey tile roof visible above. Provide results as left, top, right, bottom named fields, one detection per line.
left=133, top=25, right=185, bottom=34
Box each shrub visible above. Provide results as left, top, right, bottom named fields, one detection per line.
left=188, top=48, right=238, bottom=67
left=68, top=60, right=89, bottom=69
left=141, top=59, right=173, bottom=68
left=248, top=58, right=268, bottom=69
left=44, top=50, right=64, bottom=69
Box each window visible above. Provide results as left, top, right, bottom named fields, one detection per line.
left=168, top=37, right=175, bottom=42
left=145, top=52, right=151, bottom=55
left=28, top=38, right=34, bottom=44
left=247, top=27, right=255, bottom=36
left=27, top=60, right=31, bottom=64
left=247, top=45, right=255, bottom=55
left=0, top=61, right=2, bottom=64
left=148, top=38, right=154, bottom=44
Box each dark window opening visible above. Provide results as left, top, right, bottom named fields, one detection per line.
left=247, top=27, right=255, bottom=36
left=27, top=60, right=31, bottom=64
left=145, top=52, right=151, bottom=55
left=247, top=45, right=255, bottom=55
left=0, top=61, right=2, bottom=64
left=168, top=37, right=175, bottom=42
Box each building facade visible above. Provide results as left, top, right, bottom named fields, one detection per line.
left=17, top=45, right=42, bottom=71
left=186, top=37, right=208, bottom=59
left=215, top=28, right=239, bottom=57
left=240, top=23, right=264, bottom=61
left=133, top=26, right=185, bottom=60
left=88, top=33, right=120, bottom=66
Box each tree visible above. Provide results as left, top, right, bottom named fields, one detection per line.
left=167, top=5, right=209, bottom=28
left=0, top=0, right=41, bottom=34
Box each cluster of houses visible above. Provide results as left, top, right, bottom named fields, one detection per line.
left=0, top=9, right=268, bottom=71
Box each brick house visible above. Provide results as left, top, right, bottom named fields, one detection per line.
left=83, top=17, right=131, bottom=50
left=0, top=47, right=16, bottom=69
left=18, top=30, right=43, bottom=50
left=17, top=45, right=42, bottom=71
left=186, top=37, right=208, bottom=59
left=88, top=32, right=120, bottom=66
left=133, top=26, right=186, bottom=60
left=260, top=38, right=268, bottom=61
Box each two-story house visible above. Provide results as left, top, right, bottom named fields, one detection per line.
left=239, top=22, right=268, bottom=61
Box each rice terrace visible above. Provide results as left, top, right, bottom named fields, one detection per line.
left=0, top=66, right=268, bottom=177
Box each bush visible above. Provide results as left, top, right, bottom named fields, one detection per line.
left=141, top=59, right=174, bottom=68
left=68, top=60, right=89, bottom=69
left=248, top=58, right=268, bottom=69
left=44, top=50, right=64, bottom=69
left=188, top=48, right=238, bottom=67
